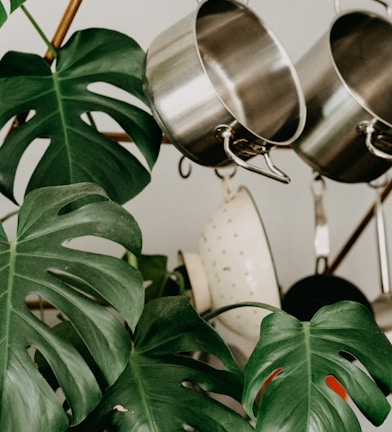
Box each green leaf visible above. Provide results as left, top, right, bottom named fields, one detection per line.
left=0, top=0, right=26, bottom=27
left=136, top=254, right=189, bottom=302
left=243, top=301, right=392, bottom=432
left=74, top=296, right=253, bottom=432
left=0, top=183, right=145, bottom=431
left=136, top=254, right=170, bottom=301
left=0, top=28, right=162, bottom=204
left=35, top=321, right=107, bottom=393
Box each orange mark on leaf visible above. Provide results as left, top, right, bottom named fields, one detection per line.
left=257, top=368, right=282, bottom=401
left=326, top=376, right=347, bottom=400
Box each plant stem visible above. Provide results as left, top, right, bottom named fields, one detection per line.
left=0, top=209, right=18, bottom=223
left=20, top=5, right=57, bottom=59
left=202, top=301, right=285, bottom=322
left=39, top=296, right=45, bottom=322
left=86, top=112, right=98, bottom=130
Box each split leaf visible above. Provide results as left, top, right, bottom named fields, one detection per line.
left=0, top=183, right=145, bottom=431
left=243, top=301, right=392, bottom=432
left=74, top=296, right=253, bottom=432
left=0, top=28, right=161, bottom=204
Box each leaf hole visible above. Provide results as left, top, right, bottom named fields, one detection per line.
left=25, top=295, right=63, bottom=326
left=33, top=342, right=75, bottom=416
left=79, top=109, right=150, bottom=172
left=87, top=82, right=147, bottom=111
left=61, top=236, right=125, bottom=257
left=191, top=351, right=227, bottom=371
left=36, top=272, right=127, bottom=329
left=181, top=380, right=246, bottom=418
left=13, top=134, right=49, bottom=204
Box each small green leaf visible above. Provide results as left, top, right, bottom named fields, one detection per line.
left=136, top=254, right=188, bottom=302
left=137, top=254, right=170, bottom=301
left=243, top=301, right=392, bottom=432
left=10, top=0, right=25, bottom=12
left=0, top=28, right=162, bottom=204
left=0, top=183, right=145, bottom=430
left=0, top=4, right=6, bottom=26
left=74, top=297, right=253, bottom=432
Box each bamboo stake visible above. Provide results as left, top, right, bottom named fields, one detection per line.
left=104, top=131, right=169, bottom=144
left=102, top=132, right=296, bottom=146
left=45, top=0, right=84, bottom=61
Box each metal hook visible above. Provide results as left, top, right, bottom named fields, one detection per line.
left=369, top=172, right=389, bottom=190
left=311, top=171, right=326, bottom=198
left=178, top=156, right=192, bottom=179
left=214, top=167, right=237, bottom=180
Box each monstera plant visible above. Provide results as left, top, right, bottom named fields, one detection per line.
left=0, top=3, right=392, bottom=432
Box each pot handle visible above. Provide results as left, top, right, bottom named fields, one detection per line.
left=334, top=0, right=392, bottom=17
left=358, top=119, right=392, bottom=161
left=312, top=174, right=330, bottom=274
left=219, top=126, right=291, bottom=184
left=369, top=175, right=391, bottom=296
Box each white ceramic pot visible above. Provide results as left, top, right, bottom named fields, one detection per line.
left=181, top=184, right=281, bottom=341
left=179, top=251, right=211, bottom=315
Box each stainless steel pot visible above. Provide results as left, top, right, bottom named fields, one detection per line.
left=144, top=0, right=306, bottom=183
left=293, top=0, right=392, bottom=183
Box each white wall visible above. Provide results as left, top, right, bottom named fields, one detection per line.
left=1, top=0, right=392, bottom=430
left=2, top=0, right=391, bottom=299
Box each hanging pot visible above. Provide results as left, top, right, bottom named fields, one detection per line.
left=282, top=174, right=373, bottom=321
left=180, top=176, right=281, bottom=341
left=292, top=0, right=392, bottom=183
left=144, top=0, right=306, bottom=183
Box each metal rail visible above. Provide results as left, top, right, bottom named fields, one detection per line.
left=328, top=177, right=392, bottom=273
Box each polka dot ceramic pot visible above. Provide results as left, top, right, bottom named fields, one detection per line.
left=183, top=183, right=281, bottom=341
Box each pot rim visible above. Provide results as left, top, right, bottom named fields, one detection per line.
left=192, top=0, right=307, bottom=146
left=328, top=8, right=392, bottom=129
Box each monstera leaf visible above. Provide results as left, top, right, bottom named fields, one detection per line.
left=0, top=28, right=162, bottom=204
left=243, top=301, right=392, bottom=432
left=73, top=296, right=253, bottom=432
left=0, top=0, right=25, bottom=27
left=0, top=183, right=145, bottom=431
